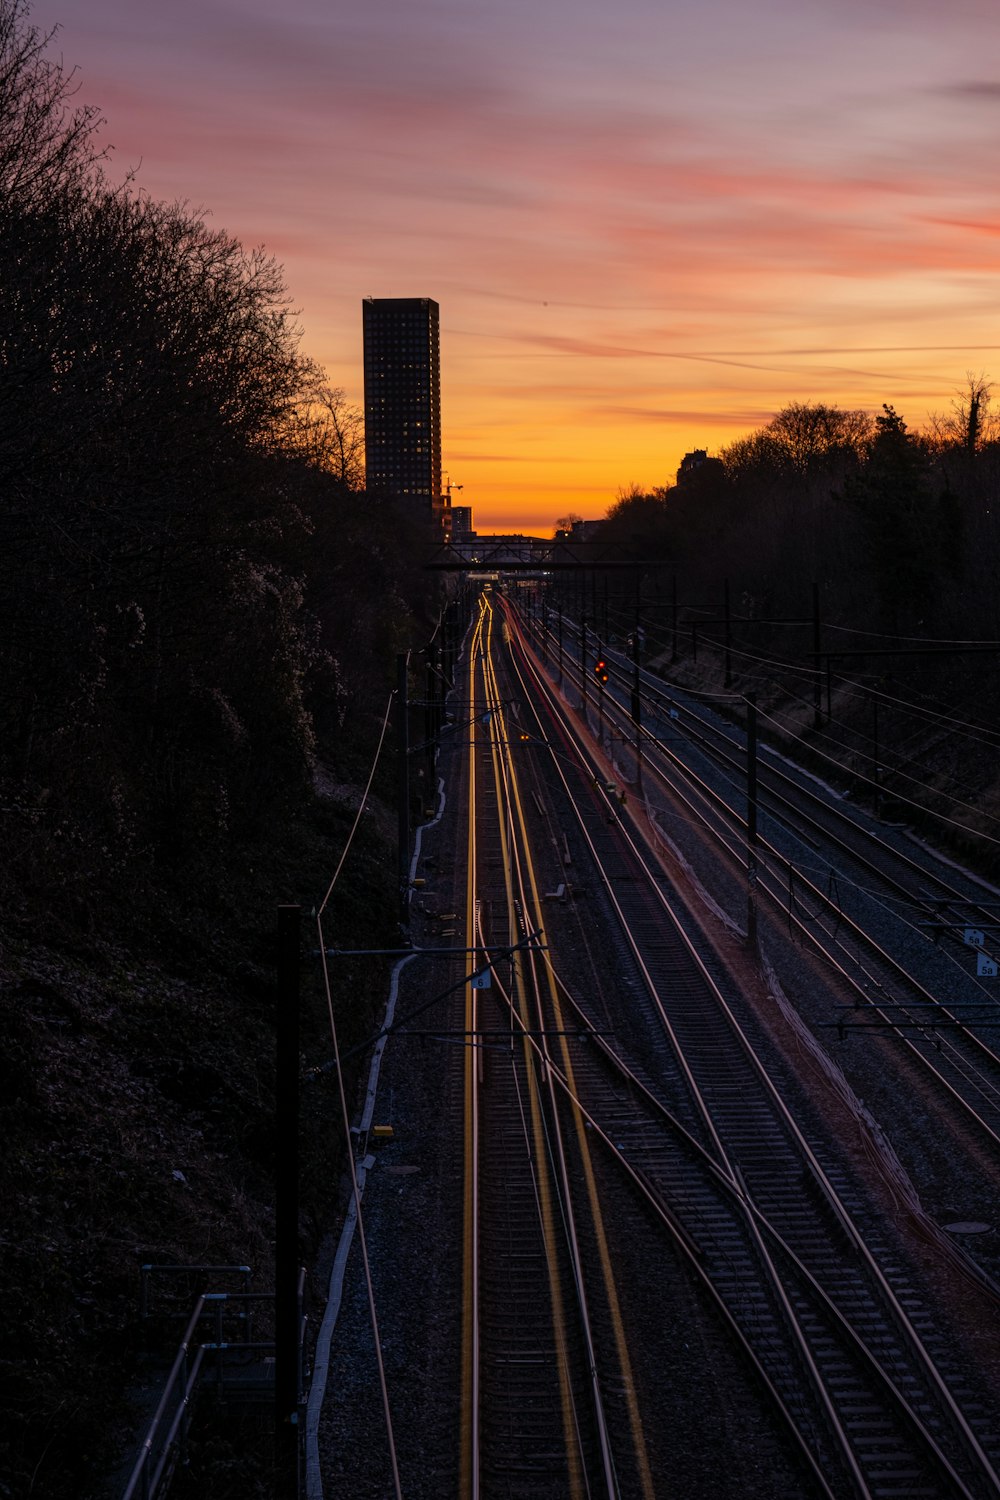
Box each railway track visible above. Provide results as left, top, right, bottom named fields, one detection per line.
left=460, top=597, right=646, bottom=1499
left=515, top=602, right=1000, bottom=1172
left=486, top=591, right=1000, bottom=1499
left=548, top=606, right=998, bottom=939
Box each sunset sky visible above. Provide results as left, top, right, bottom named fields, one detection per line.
left=54, top=0, right=1000, bottom=533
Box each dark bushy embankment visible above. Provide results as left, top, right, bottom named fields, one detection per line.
left=0, top=4, right=435, bottom=1492
left=596, top=400, right=1000, bottom=876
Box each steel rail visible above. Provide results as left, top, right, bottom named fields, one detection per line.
left=491, top=613, right=657, bottom=1500
left=494, top=937, right=1000, bottom=1500
left=482, top=949, right=843, bottom=1500
left=521, top=603, right=1000, bottom=1159
left=552, top=607, right=999, bottom=929
left=460, top=598, right=488, bottom=1500
left=481, top=602, right=620, bottom=1498
left=503, top=598, right=1000, bottom=1500
left=632, top=663, right=997, bottom=930
left=470, top=599, right=591, bottom=1496
left=506, top=612, right=892, bottom=1494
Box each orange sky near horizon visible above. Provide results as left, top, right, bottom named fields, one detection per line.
left=53, top=0, right=1000, bottom=534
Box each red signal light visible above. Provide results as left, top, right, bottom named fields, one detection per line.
left=594, top=658, right=609, bottom=684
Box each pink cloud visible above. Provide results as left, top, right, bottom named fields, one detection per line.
left=52, top=0, right=1000, bottom=531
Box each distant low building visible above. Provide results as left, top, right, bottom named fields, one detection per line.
left=554, top=518, right=603, bottom=541
left=676, top=449, right=724, bottom=487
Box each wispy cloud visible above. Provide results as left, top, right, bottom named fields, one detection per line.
left=938, top=80, right=1000, bottom=99
left=56, top=0, right=1000, bottom=527
left=602, top=406, right=775, bottom=426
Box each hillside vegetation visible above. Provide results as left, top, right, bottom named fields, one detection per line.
left=0, top=4, right=435, bottom=1493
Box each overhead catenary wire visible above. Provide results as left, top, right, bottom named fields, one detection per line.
left=822, top=621, right=1000, bottom=647
left=753, top=699, right=1000, bottom=844
left=317, top=686, right=397, bottom=918
left=640, top=680, right=1000, bottom=994
left=756, top=678, right=1000, bottom=815
left=533, top=595, right=1000, bottom=1132
left=697, top=626, right=999, bottom=765
left=534, top=604, right=1000, bottom=874
left=599, top=598, right=1000, bottom=747
left=534, top=587, right=1000, bottom=1019
left=714, top=658, right=1000, bottom=823
left=780, top=669, right=1000, bottom=768
left=312, top=683, right=403, bottom=1499
left=531, top=602, right=1000, bottom=1000
left=834, top=672, right=1000, bottom=752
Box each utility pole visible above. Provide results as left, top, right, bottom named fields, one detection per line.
left=812, top=582, right=822, bottom=728
left=275, top=904, right=301, bottom=1487
left=580, top=612, right=589, bottom=716
left=724, top=578, right=732, bottom=689
left=745, top=694, right=758, bottom=953
left=631, top=608, right=642, bottom=788
left=397, top=654, right=410, bottom=925
left=872, top=696, right=881, bottom=815
left=424, top=646, right=436, bottom=815
left=671, top=573, right=679, bottom=663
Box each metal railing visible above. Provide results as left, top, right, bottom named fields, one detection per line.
left=122, top=1294, right=212, bottom=1500
left=122, top=1281, right=280, bottom=1500
left=138, top=1264, right=252, bottom=1325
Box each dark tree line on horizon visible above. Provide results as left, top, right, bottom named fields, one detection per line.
left=595, top=393, right=1000, bottom=878
left=602, top=388, right=1000, bottom=641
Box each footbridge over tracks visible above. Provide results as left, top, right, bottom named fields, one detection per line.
left=426, top=534, right=656, bottom=572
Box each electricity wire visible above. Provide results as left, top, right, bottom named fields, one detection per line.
left=754, top=701, right=1000, bottom=845
left=754, top=679, right=1000, bottom=831
left=314, top=682, right=403, bottom=1498
left=317, top=684, right=398, bottom=915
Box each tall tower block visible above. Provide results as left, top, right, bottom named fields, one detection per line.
left=362, top=297, right=442, bottom=510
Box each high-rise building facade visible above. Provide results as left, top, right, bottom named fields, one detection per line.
left=362, top=297, right=441, bottom=506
